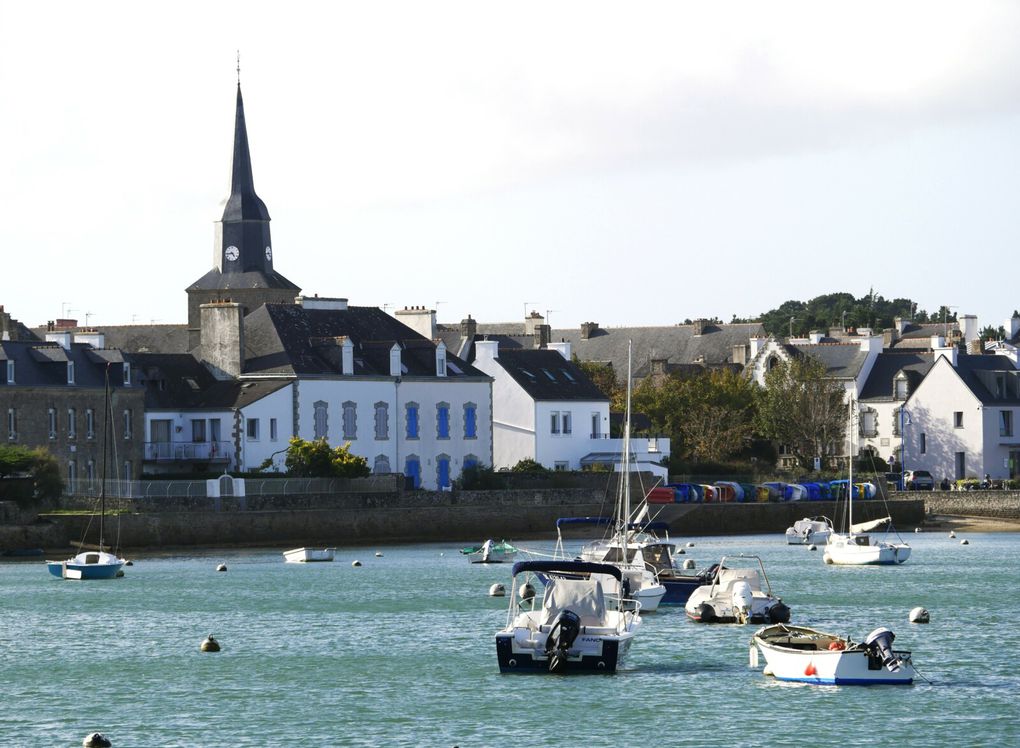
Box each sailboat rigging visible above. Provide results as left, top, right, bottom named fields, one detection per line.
left=46, top=364, right=127, bottom=580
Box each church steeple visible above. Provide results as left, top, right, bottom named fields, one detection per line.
left=216, top=83, right=273, bottom=274
left=186, top=80, right=300, bottom=351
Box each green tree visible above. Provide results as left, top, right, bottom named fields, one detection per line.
left=0, top=445, right=63, bottom=501
left=676, top=369, right=757, bottom=462
left=753, top=357, right=847, bottom=470
left=283, top=437, right=370, bottom=478
left=573, top=357, right=624, bottom=410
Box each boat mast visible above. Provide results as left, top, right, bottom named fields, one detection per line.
left=847, top=395, right=854, bottom=534
left=99, top=364, right=110, bottom=551
left=619, top=341, right=633, bottom=546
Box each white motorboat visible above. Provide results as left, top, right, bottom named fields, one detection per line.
left=460, top=539, right=518, bottom=564
left=283, top=547, right=336, bottom=563
left=751, top=623, right=915, bottom=685
left=685, top=555, right=791, bottom=624
left=785, top=516, right=833, bottom=545
left=495, top=560, right=641, bottom=673
left=824, top=399, right=910, bottom=566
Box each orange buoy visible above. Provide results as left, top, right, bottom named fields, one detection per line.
left=805, top=662, right=817, bottom=676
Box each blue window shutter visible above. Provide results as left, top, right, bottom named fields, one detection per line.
left=438, top=457, right=450, bottom=488
left=465, top=406, right=476, bottom=438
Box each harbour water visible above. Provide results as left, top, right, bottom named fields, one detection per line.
left=2, top=531, right=1018, bottom=747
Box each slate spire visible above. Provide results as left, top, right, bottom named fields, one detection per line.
left=222, top=84, right=270, bottom=223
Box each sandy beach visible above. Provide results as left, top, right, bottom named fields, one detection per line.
left=923, top=514, right=1020, bottom=533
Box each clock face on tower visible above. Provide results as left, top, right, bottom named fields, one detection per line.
left=225, top=246, right=239, bottom=262
left=265, top=246, right=272, bottom=261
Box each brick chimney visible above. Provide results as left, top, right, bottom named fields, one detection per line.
left=693, top=319, right=706, bottom=336
left=580, top=322, right=599, bottom=340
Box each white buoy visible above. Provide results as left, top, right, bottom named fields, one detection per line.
left=960, top=538, right=970, bottom=545
left=115, top=570, right=125, bottom=578
left=440, top=552, right=445, bottom=556
left=808, top=544, right=817, bottom=551
left=676, top=547, right=685, bottom=555
left=375, top=552, right=383, bottom=557
left=914, top=527, right=922, bottom=533
left=682, top=559, right=695, bottom=570
left=352, top=560, right=362, bottom=567
left=488, top=583, right=506, bottom=597
left=216, top=563, right=227, bottom=572
left=949, top=530, right=956, bottom=538
left=686, top=542, right=695, bottom=548
left=909, top=607, right=930, bottom=623
left=124, top=559, right=134, bottom=566
left=519, top=582, right=536, bottom=601
left=83, top=733, right=112, bottom=748
left=200, top=635, right=221, bottom=652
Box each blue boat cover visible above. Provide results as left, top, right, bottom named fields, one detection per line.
left=629, top=521, right=670, bottom=532
left=555, top=516, right=613, bottom=528
left=511, top=560, right=624, bottom=582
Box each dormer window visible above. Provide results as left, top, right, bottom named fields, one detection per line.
left=894, top=374, right=908, bottom=400
left=5, top=360, right=13, bottom=384
left=67, top=361, right=75, bottom=385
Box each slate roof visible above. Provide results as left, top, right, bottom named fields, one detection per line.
left=129, top=352, right=287, bottom=409
left=950, top=354, right=1020, bottom=405
left=30, top=325, right=190, bottom=354
left=243, top=304, right=487, bottom=379
left=784, top=342, right=871, bottom=380
left=0, top=341, right=126, bottom=388
left=186, top=267, right=300, bottom=292
left=438, top=321, right=766, bottom=382
left=494, top=349, right=608, bottom=401
left=859, top=352, right=935, bottom=402
left=888, top=322, right=960, bottom=349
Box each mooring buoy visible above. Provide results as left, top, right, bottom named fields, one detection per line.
left=949, top=530, right=956, bottom=538
left=200, top=635, right=221, bottom=652
left=960, top=538, right=970, bottom=545
left=82, top=732, right=112, bottom=748
left=909, top=607, right=930, bottom=623
left=352, top=560, right=362, bottom=567
left=808, top=544, right=817, bottom=551
left=115, top=570, right=125, bottom=578
left=914, top=527, right=922, bottom=533
left=519, top=582, right=536, bottom=601
left=682, top=559, right=695, bottom=570
left=489, top=583, right=506, bottom=597
left=216, top=563, right=227, bottom=572
left=124, top=559, right=134, bottom=566
left=685, top=542, right=695, bottom=548
left=375, top=551, right=383, bottom=557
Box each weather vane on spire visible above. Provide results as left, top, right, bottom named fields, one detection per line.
left=236, top=50, right=241, bottom=86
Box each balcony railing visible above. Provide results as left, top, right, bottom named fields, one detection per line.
left=143, top=440, right=232, bottom=462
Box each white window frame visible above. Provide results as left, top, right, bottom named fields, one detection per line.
left=67, top=361, right=75, bottom=385
left=5, top=360, right=13, bottom=384
left=562, top=411, right=572, bottom=435
left=48, top=408, right=57, bottom=440
left=550, top=411, right=560, bottom=435
left=270, top=418, right=278, bottom=441
left=313, top=400, right=329, bottom=440
left=67, top=408, right=76, bottom=439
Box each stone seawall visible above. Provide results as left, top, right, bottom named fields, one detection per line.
left=904, top=490, right=1020, bottom=520
left=13, top=490, right=930, bottom=551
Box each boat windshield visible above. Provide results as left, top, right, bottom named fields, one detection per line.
left=601, top=546, right=637, bottom=564
left=640, top=544, right=674, bottom=572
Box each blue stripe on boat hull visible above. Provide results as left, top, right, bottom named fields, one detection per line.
left=774, top=675, right=913, bottom=686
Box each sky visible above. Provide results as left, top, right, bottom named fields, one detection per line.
left=2, top=1, right=1019, bottom=334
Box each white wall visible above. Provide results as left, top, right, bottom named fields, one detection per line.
left=534, top=400, right=610, bottom=470
left=903, top=359, right=983, bottom=481
left=472, top=353, right=536, bottom=469
left=238, top=385, right=295, bottom=472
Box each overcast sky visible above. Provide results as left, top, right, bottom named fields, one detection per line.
left=2, top=1, right=1019, bottom=334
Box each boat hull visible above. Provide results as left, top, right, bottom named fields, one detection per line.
left=659, top=576, right=702, bottom=605
left=283, top=547, right=335, bottom=563
left=46, top=557, right=124, bottom=580
left=753, top=624, right=914, bottom=685
left=823, top=537, right=911, bottom=565
left=495, top=632, right=629, bottom=673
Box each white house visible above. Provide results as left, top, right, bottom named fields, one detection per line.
left=471, top=339, right=669, bottom=479
left=900, top=349, right=1020, bottom=481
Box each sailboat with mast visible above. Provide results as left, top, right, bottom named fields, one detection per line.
left=47, top=365, right=126, bottom=580
left=823, top=398, right=911, bottom=566
left=573, top=341, right=666, bottom=611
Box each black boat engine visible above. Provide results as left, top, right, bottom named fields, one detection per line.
left=768, top=601, right=791, bottom=624
left=545, top=609, right=582, bottom=672
left=864, top=627, right=900, bottom=672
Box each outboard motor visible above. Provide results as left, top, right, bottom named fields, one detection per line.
left=767, top=600, right=791, bottom=624
left=545, top=609, right=582, bottom=672
left=864, top=627, right=900, bottom=672
left=731, top=581, right=754, bottom=623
